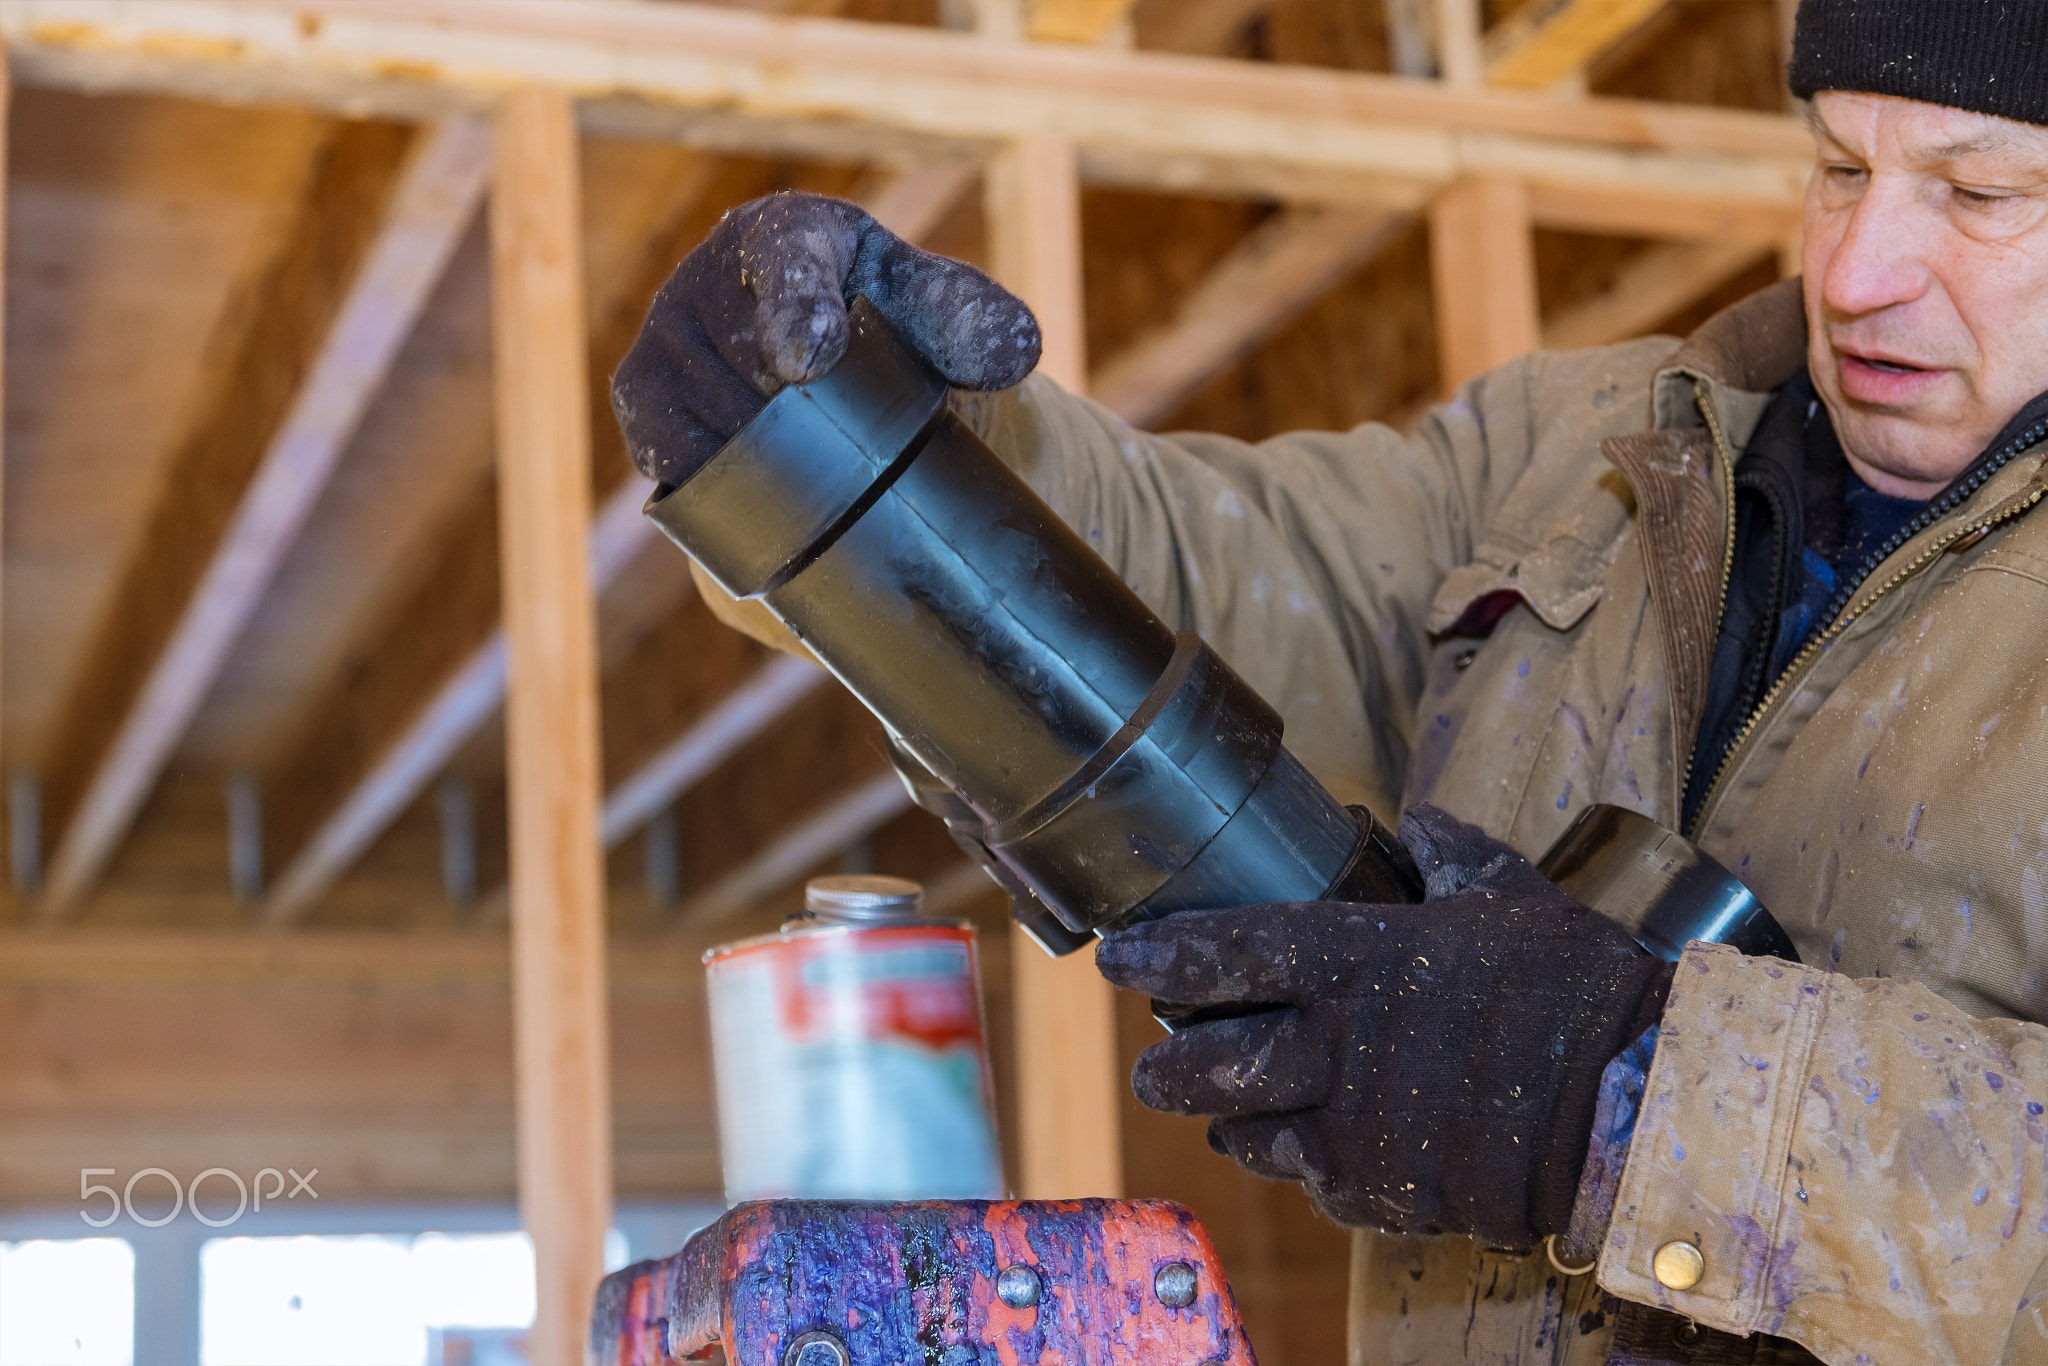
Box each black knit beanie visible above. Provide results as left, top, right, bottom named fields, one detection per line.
left=1790, top=1, right=2048, bottom=126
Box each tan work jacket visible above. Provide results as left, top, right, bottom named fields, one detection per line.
left=962, top=280, right=2048, bottom=1366
left=701, top=280, right=2048, bottom=1363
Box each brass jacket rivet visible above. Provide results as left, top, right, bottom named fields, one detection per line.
left=1653, top=1240, right=1705, bottom=1291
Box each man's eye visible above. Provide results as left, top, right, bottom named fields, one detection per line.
left=1953, top=187, right=2011, bottom=208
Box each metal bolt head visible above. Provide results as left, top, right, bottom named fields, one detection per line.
left=783, top=1330, right=852, bottom=1366
left=1153, top=1260, right=1198, bottom=1308
left=1652, top=1240, right=1706, bottom=1292
left=995, top=1263, right=1042, bottom=1310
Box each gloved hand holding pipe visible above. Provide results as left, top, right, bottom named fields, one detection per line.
left=612, top=191, right=1790, bottom=1249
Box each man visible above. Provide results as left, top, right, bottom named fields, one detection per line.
left=611, top=2, right=2048, bottom=1361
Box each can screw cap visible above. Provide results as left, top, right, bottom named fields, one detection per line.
left=804, top=873, right=924, bottom=923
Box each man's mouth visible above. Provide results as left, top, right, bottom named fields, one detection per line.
left=1834, top=346, right=1945, bottom=402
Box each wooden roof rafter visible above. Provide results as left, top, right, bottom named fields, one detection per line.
left=32, top=114, right=491, bottom=921
left=1091, top=205, right=1408, bottom=428
left=258, top=147, right=981, bottom=926
left=1483, top=0, right=1675, bottom=90
left=3, top=0, right=1808, bottom=233
left=0, top=0, right=1816, bottom=927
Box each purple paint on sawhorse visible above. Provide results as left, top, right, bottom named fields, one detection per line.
left=590, top=1198, right=1258, bottom=1366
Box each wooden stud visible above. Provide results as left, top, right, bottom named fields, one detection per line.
left=1483, top=0, right=1670, bottom=89
left=490, top=85, right=612, bottom=1366
left=1006, top=930, right=1124, bottom=1198
left=1434, top=0, right=1484, bottom=89
left=987, top=134, right=1088, bottom=391
left=984, top=131, right=1123, bottom=1200
left=35, top=117, right=490, bottom=920
left=1092, top=207, right=1405, bottom=428
left=1428, top=175, right=1540, bottom=393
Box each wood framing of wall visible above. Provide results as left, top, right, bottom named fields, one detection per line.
left=0, top=2, right=1814, bottom=1358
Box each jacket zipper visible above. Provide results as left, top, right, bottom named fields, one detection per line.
left=1676, top=380, right=1743, bottom=803
left=1683, top=415, right=2048, bottom=840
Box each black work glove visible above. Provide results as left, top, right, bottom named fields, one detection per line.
left=1096, top=805, right=1674, bottom=1248
left=611, top=191, right=1042, bottom=487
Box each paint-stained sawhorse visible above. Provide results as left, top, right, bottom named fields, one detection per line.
left=588, top=1199, right=1257, bottom=1365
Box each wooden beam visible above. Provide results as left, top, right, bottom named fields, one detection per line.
left=1542, top=240, right=1772, bottom=352
left=0, top=0, right=1812, bottom=233
left=984, top=131, right=1122, bottom=1201
left=1523, top=180, right=1801, bottom=244
left=1025, top=0, right=1138, bottom=45
left=1434, top=0, right=1484, bottom=89
left=1484, top=0, right=1669, bottom=89
left=676, top=772, right=914, bottom=924
left=33, top=117, right=489, bottom=921
left=0, top=928, right=722, bottom=1205
left=491, top=85, right=611, bottom=1366
left=601, top=654, right=824, bottom=850
left=1428, top=174, right=1539, bottom=393
left=1091, top=207, right=1405, bottom=428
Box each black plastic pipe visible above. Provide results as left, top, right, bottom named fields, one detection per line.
left=643, top=297, right=1798, bottom=971
left=645, top=298, right=1423, bottom=952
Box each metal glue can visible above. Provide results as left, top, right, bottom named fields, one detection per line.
left=704, top=874, right=1007, bottom=1204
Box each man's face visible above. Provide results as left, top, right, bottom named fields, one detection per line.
left=1803, top=92, right=2048, bottom=498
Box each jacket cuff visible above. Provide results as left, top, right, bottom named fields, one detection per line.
left=1595, top=942, right=1825, bottom=1337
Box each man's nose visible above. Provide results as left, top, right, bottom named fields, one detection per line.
left=1820, top=183, right=1934, bottom=318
